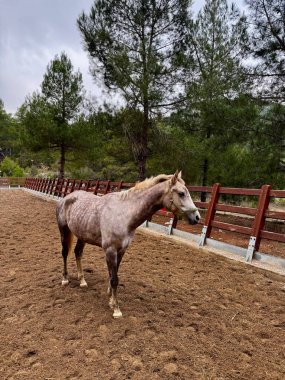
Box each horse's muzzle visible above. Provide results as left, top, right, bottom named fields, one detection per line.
left=187, top=212, right=200, bottom=225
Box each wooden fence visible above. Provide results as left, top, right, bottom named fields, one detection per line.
left=23, top=177, right=285, bottom=265
left=0, top=177, right=26, bottom=188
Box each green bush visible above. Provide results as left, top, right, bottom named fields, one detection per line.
left=0, top=157, right=25, bottom=177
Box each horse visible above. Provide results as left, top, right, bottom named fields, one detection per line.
left=56, top=171, right=200, bottom=318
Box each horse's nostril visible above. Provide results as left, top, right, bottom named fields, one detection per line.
left=196, top=215, right=200, bottom=221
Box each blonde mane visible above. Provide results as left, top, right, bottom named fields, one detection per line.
left=118, top=172, right=186, bottom=200
left=130, top=174, right=171, bottom=191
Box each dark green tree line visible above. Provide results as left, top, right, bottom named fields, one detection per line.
left=1, top=0, right=284, bottom=189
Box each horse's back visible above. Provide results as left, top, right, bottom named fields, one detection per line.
left=57, top=190, right=99, bottom=218
left=56, top=190, right=88, bottom=221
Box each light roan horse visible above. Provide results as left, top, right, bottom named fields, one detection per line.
left=56, top=171, right=200, bottom=318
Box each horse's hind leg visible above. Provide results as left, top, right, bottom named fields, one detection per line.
left=60, top=226, right=73, bottom=286
left=74, top=239, right=87, bottom=288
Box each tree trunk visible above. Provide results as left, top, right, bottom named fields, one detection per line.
left=201, top=158, right=208, bottom=202
left=138, top=154, right=147, bottom=182
left=201, top=122, right=212, bottom=202
left=59, top=144, right=66, bottom=179
left=137, top=100, right=149, bottom=182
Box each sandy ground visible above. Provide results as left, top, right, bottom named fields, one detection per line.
left=1, top=190, right=285, bottom=380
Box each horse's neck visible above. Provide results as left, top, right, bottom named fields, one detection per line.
left=128, top=182, right=167, bottom=229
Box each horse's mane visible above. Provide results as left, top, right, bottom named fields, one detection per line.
left=130, top=174, right=171, bottom=192
left=118, top=172, right=185, bottom=200
left=118, top=174, right=171, bottom=200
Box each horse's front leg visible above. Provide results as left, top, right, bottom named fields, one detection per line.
left=105, top=247, right=122, bottom=318
left=107, top=248, right=126, bottom=295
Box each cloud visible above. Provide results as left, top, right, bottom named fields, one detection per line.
left=0, top=0, right=97, bottom=114
left=0, top=0, right=245, bottom=114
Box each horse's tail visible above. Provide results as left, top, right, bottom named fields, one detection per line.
left=66, top=229, right=74, bottom=256
left=56, top=193, right=77, bottom=226
left=56, top=194, right=77, bottom=255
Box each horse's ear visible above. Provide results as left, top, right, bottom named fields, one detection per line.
left=178, top=170, right=182, bottom=179
left=171, top=170, right=179, bottom=184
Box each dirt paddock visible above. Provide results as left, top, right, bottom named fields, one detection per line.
left=1, top=190, right=285, bottom=380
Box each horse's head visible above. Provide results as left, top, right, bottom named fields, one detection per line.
left=163, top=171, right=201, bottom=225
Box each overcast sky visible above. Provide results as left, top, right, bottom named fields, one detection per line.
left=0, top=0, right=246, bottom=115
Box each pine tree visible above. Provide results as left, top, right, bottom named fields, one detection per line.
left=18, top=53, right=86, bottom=178
left=182, top=0, right=249, bottom=195
left=246, top=0, right=285, bottom=99
left=245, top=0, right=285, bottom=183
left=77, top=0, right=192, bottom=180
left=0, top=99, right=20, bottom=160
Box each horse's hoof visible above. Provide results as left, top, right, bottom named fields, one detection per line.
left=80, top=281, right=88, bottom=288
left=62, top=279, right=69, bottom=286
left=113, top=309, right=123, bottom=318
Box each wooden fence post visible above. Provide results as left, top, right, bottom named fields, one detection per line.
left=59, top=179, right=65, bottom=197
left=85, top=180, right=91, bottom=192
left=94, top=180, right=99, bottom=195
left=41, top=179, right=46, bottom=192
left=38, top=179, right=43, bottom=192
left=47, top=178, right=52, bottom=195
left=36, top=178, right=39, bottom=191
left=246, top=184, right=271, bottom=262
left=63, top=179, right=70, bottom=197
left=104, top=180, right=111, bottom=194
left=47, top=178, right=53, bottom=195
left=42, top=178, right=46, bottom=193
left=199, top=183, right=220, bottom=246
left=69, top=179, right=75, bottom=193
left=78, top=180, right=83, bottom=190
left=43, top=178, right=49, bottom=194
left=117, top=181, right=123, bottom=192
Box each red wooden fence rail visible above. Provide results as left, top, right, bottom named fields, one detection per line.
left=23, top=177, right=285, bottom=261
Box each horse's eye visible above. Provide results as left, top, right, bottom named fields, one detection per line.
left=178, top=192, right=185, bottom=197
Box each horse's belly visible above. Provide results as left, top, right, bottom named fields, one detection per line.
left=77, top=231, right=102, bottom=247
left=84, top=236, right=102, bottom=247
left=68, top=222, right=102, bottom=247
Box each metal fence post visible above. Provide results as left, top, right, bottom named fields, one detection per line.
left=199, top=183, right=220, bottom=246
left=165, top=215, right=178, bottom=235
left=246, top=184, right=271, bottom=262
